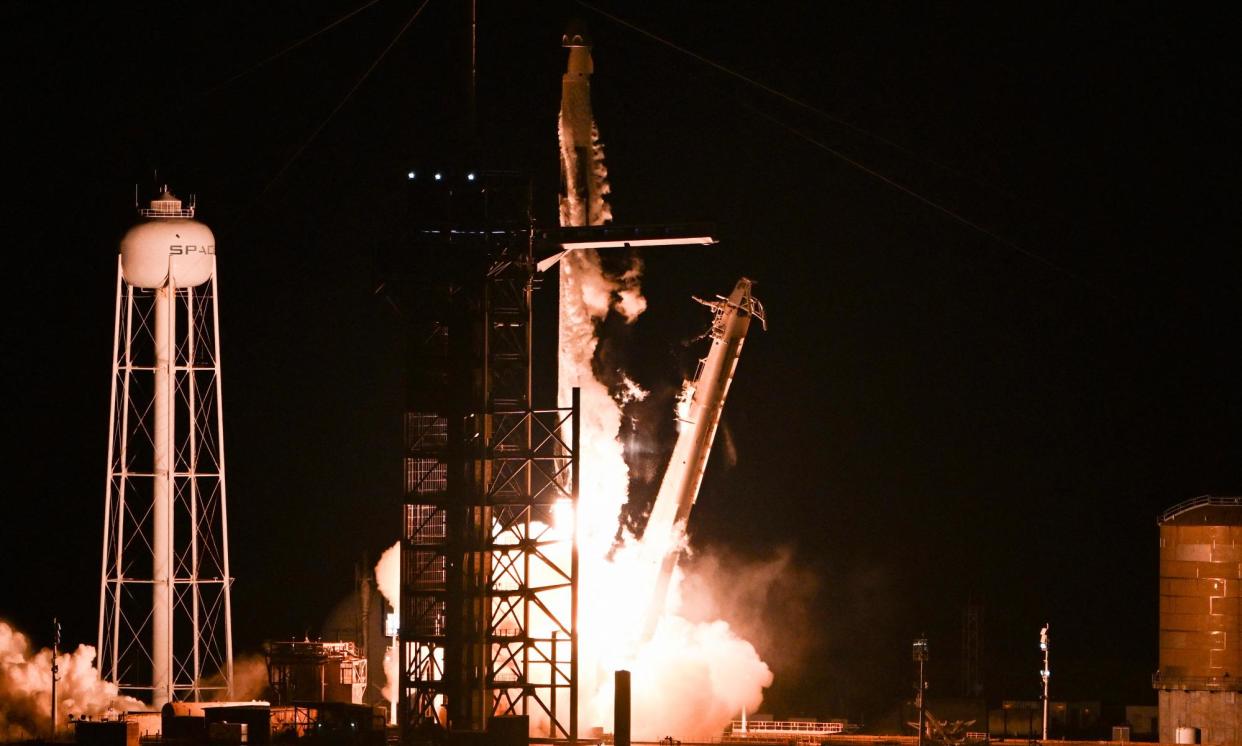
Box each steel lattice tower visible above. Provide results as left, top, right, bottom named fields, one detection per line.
left=391, top=171, right=579, bottom=741
left=98, top=190, right=234, bottom=705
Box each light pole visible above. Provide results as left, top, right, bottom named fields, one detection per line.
left=913, top=637, right=928, bottom=746
left=1039, top=624, right=1050, bottom=741
left=51, top=618, right=60, bottom=739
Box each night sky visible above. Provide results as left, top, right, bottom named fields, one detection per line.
left=4, top=1, right=1238, bottom=724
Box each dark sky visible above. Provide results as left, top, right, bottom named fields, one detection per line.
left=3, top=0, right=1238, bottom=724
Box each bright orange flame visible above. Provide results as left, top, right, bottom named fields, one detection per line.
left=551, top=250, right=772, bottom=739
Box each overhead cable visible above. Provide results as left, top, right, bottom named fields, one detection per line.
left=578, top=0, right=1104, bottom=295
left=573, top=0, right=997, bottom=189
left=749, top=104, right=1104, bottom=295
left=203, top=0, right=387, bottom=97
left=255, top=0, right=432, bottom=200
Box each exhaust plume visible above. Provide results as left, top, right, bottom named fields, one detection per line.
left=200, top=653, right=269, bottom=702
left=557, top=111, right=774, bottom=738
left=373, top=542, right=401, bottom=707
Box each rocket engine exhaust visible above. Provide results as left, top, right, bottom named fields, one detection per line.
left=552, top=25, right=773, bottom=741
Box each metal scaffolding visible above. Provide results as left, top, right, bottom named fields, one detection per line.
left=393, top=171, right=579, bottom=741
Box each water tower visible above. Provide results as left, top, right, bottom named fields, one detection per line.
left=97, top=188, right=234, bottom=705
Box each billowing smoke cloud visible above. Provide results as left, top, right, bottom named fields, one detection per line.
left=557, top=119, right=775, bottom=739
left=558, top=266, right=646, bottom=556
left=558, top=111, right=647, bottom=552
left=373, top=542, right=401, bottom=707
left=229, top=655, right=270, bottom=702
left=200, top=653, right=270, bottom=702
left=366, top=99, right=783, bottom=740
left=0, top=620, right=141, bottom=740
left=678, top=547, right=821, bottom=677
left=589, top=122, right=613, bottom=227
left=595, top=614, right=770, bottom=739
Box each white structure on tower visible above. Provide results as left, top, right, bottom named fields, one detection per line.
left=98, top=188, right=233, bottom=706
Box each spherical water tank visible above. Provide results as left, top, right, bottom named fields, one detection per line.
left=120, top=191, right=215, bottom=289
left=1158, top=498, right=1242, bottom=686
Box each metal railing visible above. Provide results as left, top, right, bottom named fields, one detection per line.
left=1159, top=494, right=1242, bottom=524
left=728, top=720, right=846, bottom=736
left=138, top=201, right=195, bottom=218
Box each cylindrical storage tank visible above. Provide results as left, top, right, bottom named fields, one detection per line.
left=120, top=191, right=215, bottom=289
left=1175, top=725, right=1200, bottom=743
left=1158, top=502, right=1242, bottom=683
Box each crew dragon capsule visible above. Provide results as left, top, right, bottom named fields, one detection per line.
left=558, top=20, right=599, bottom=228
left=640, top=278, right=766, bottom=638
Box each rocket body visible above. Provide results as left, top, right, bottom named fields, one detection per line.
left=558, top=39, right=595, bottom=416
left=641, top=278, right=764, bottom=637
left=559, top=43, right=595, bottom=228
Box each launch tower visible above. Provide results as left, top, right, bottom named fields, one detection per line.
left=390, top=171, right=582, bottom=740
left=387, top=12, right=715, bottom=741
left=98, top=189, right=234, bottom=705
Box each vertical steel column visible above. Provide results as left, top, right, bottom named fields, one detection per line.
left=570, top=386, right=580, bottom=744
left=152, top=278, right=174, bottom=708
left=98, top=259, right=123, bottom=662
left=550, top=630, right=557, bottom=737
left=521, top=258, right=533, bottom=726
left=212, top=266, right=235, bottom=697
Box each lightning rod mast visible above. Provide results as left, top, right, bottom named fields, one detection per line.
left=1040, top=623, right=1051, bottom=741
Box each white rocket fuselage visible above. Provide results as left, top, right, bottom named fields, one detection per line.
left=559, top=44, right=595, bottom=228
left=641, top=278, right=763, bottom=637
left=557, top=41, right=603, bottom=413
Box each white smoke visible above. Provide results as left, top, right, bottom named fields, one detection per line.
left=578, top=549, right=773, bottom=740
left=0, top=620, right=142, bottom=740
left=377, top=100, right=777, bottom=740
left=618, top=375, right=648, bottom=406
left=595, top=615, right=770, bottom=740
left=220, top=655, right=269, bottom=702
left=195, top=651, right=269, bottom=702
left=373, top=542, right=401, bottom=707
left=557, top=113, right=646, bottom=557
left=588, top=122, right=613, bottom=226
left=557, top=119, right=774, bottom=739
